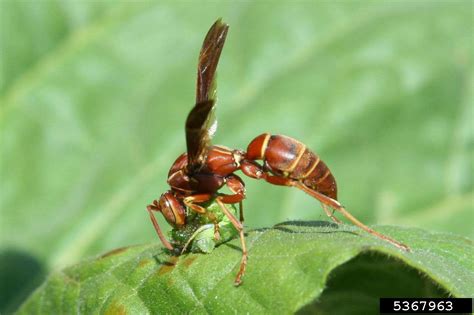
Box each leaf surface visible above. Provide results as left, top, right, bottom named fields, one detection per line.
left=18, top=224, right=473, bottom=314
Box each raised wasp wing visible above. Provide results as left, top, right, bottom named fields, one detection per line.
left=185, top=19, right=229, bottom=173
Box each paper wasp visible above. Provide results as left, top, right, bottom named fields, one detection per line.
left=147, top=19, right=410, bottom=286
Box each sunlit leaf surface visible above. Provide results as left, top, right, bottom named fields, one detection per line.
left=18, top=224, right=473, bottom=314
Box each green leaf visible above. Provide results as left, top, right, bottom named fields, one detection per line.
left=17, top=224, right=473, bottom=314
left=1, top=1, right=472, bottom=312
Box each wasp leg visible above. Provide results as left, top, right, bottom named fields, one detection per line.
left=293, top=182, right=410, bottom=252
left=215, top=198, right=247, bottom=286
left=239, top=201, right=244, bottom=223
left=184, top=194, right=221, bottom=240
left=147, top=200, right=174, bottom=250
left=241, top=160, right=410, bottom=251
left=321, top=203, right=342, bottom=224
left=218, top=174, right=246, bottom=223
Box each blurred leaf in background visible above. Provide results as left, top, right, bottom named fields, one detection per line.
left=0, top=0, right=472, bottom=312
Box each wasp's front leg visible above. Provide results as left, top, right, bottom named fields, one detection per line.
left=183, top=194, right=222, bottom=240
left=146, top=200, right=174, bottom=251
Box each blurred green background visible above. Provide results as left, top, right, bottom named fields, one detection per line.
left=0, top=0, right=472, bottom=312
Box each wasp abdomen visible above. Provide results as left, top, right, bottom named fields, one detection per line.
left=302, top=158, right=337, bottom=200
left=247, top=133, right=338, bottom=199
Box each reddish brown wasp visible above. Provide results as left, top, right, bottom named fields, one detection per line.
left=147, top=19, right=410, bottom=286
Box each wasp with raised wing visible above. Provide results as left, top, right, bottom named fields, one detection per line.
left=147, top=19, right=410, bottom=286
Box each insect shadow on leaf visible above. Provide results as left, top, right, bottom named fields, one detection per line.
left=255, top=220, right=359, bottom=236
left=153, top=255, right=179, bottom=276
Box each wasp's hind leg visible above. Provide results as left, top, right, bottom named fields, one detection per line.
left=321, top=203, right=342, bottom=224
left=293, top=182, right=410, bottom=252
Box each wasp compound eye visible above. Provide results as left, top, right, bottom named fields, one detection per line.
left=159, top=192, right=186, bottom=227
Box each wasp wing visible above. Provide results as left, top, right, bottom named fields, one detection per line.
left=196, top=18, right=229, bottom=103
left=186, top=19, right=228, bottom=172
